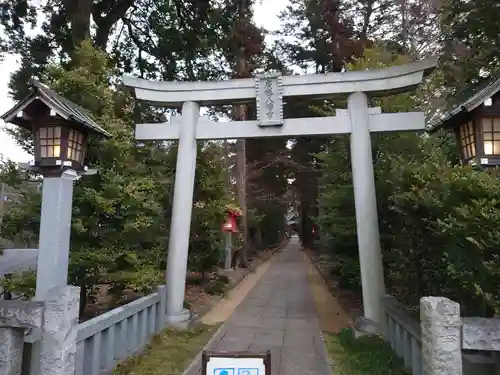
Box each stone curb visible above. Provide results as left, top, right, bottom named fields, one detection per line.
left=303, top=252, right=337, bottom=375
left=306, top=250, right=340, bottom=301
left=180, top=323, right=226, bottom=375
left=306, top=250, right=363, bottom=322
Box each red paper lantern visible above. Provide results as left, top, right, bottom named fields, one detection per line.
left=221, top=208, right=241, bottom=233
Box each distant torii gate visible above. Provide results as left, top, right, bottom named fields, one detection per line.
left=123, top=58, right=436, bottom=329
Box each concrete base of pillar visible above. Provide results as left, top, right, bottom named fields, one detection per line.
left=352, top=316, right=380, bottom=339
left=166, top=309, right=191, bottom=329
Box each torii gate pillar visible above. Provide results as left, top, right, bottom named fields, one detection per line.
left=123, top=57, right=436, bottom=330
left=349, top=92, right=385, bottom=325
left=165, top=101, right=199, bottom=324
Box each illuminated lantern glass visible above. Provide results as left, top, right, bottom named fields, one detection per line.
left=37, top=126, right=62, bottom=159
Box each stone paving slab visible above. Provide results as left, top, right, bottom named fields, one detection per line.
left=184, top=238, right=332, bottom=375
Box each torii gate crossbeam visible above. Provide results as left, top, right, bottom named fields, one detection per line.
left=123, top=57, right=436, bottom=330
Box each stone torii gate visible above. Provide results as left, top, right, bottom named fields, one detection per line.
left=123, top=58, right=436, bottom=329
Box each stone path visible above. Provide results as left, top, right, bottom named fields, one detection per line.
left=186, top=238, right=332, bottom=375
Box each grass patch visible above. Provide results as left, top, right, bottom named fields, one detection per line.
left=205, top=279, right=229, bottom=296
left=324, top=328, right=409, bottom=375
left=113, top=323, right=221, bottom=375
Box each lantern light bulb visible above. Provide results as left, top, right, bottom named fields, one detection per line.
left=484, top=141, right=494, bottom=155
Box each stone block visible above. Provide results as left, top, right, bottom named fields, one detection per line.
left=222, top=327, right=255, bottom=343
left=278, top=358, right=321, bottom=375
left=282, top=329, right=314, bottom=349
left=249, top=344, right=281, bottom=375
left=352, top=316, right=380, bottom=338
left=230, top=315, right=263, bottom=328
left=242, top=297, right=268, bottom=308
left=260, top=318, right=286, bottom=330
left=462, top=353, right=495, bottom=375
left=0, top=300, right=44, bottom=329
left=267, top=299, right=287, bottom=308
left=420, top=296, right=462, bottom=375
left=262, top=307, right=287, bottom=319
left=0, top=327, right=24, bottom=375
left=40, top=285, right=80, bottom=375
left=462, top=317, right=500, bottom=351
left=285, top=318, right=311, bottom=330
left=215, top=339, right=251, bottom=352
left=254, top=328, right=284, bottom=347
left=0, top=300, right=44, bottom=375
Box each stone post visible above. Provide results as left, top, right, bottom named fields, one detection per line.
left=36, top=169, right=78, bottom=299
left=0, top=328, right=24, bottom=375
left=27, top=169, right=78, bottom=375
left=348, top=92, right=385, bottom=328
left=0, top=300, right=44, bottom=375
left=420, top=297, right=462, bottom=375
left=165, top=101, right=199, bottom=325
left=155, top=285, right=167, bottom=332
left=224, top=232, right=232, bottom=270
left=39, top=286, right=80, bottom=375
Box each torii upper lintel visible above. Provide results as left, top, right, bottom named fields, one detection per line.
left=123, top=56, right=436, bottom=107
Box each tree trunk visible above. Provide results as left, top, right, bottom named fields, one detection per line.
left=93, top=0, right=135, bottom=50
left=360, top=0, right=376, bottom=41
left=64, top=0, right=92, bottom=48
left=79, top=282, right=87, bottom=319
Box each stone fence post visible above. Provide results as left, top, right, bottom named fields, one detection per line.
left=0, top=300, right=44, bottom=375
left=420, top=296, right=463, bottom=375
left=40, top=286, right=80, bottom=375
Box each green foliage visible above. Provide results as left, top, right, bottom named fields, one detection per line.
left=252, top=200, right=286, bottom=248
left=0, top=42, right=231, bottom=317
left=324, top=328, right=409, bottom=375
left=377, top=147, right=500, bottom=315
left=204, top=275, right=230, bottom=296
left=441, top=0, right=500, bottom=94
left=318, top=47, right=500, bottom=317
left=0, top=271, right=36, bottom=298
left=112, top=324, right=221, bottom=375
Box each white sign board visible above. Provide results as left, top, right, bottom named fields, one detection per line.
left=202, top=351, right=270, bottom=375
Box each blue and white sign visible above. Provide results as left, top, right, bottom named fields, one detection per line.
left=206, top=357, right=265, bottom=375
left=238, top=369, right=259, bottom=375
left=214, top=369, right=235, bottom=375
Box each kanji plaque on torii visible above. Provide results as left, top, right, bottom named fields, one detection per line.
left=255, top=73, right=283, bottom=127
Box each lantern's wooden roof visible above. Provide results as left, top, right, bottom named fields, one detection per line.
left=1, top=79, right=112, bottom=138
left=431, top=75, right=500, bottom=132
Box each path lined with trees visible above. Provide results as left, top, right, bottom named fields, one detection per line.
left=0, top=0, right=499, bottom=336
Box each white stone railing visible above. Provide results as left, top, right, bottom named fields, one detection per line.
left=382, top=295, right=422, bottom=375
left=20, top=285, right=167, bottom=375
left=382, top=295, right=500, bottom=375
left=74, top=285, right=167, bottom=375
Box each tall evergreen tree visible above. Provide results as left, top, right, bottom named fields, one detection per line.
left=0, top=42, right=231, bottom=317
left=441, top=0, right=500, bottom=96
